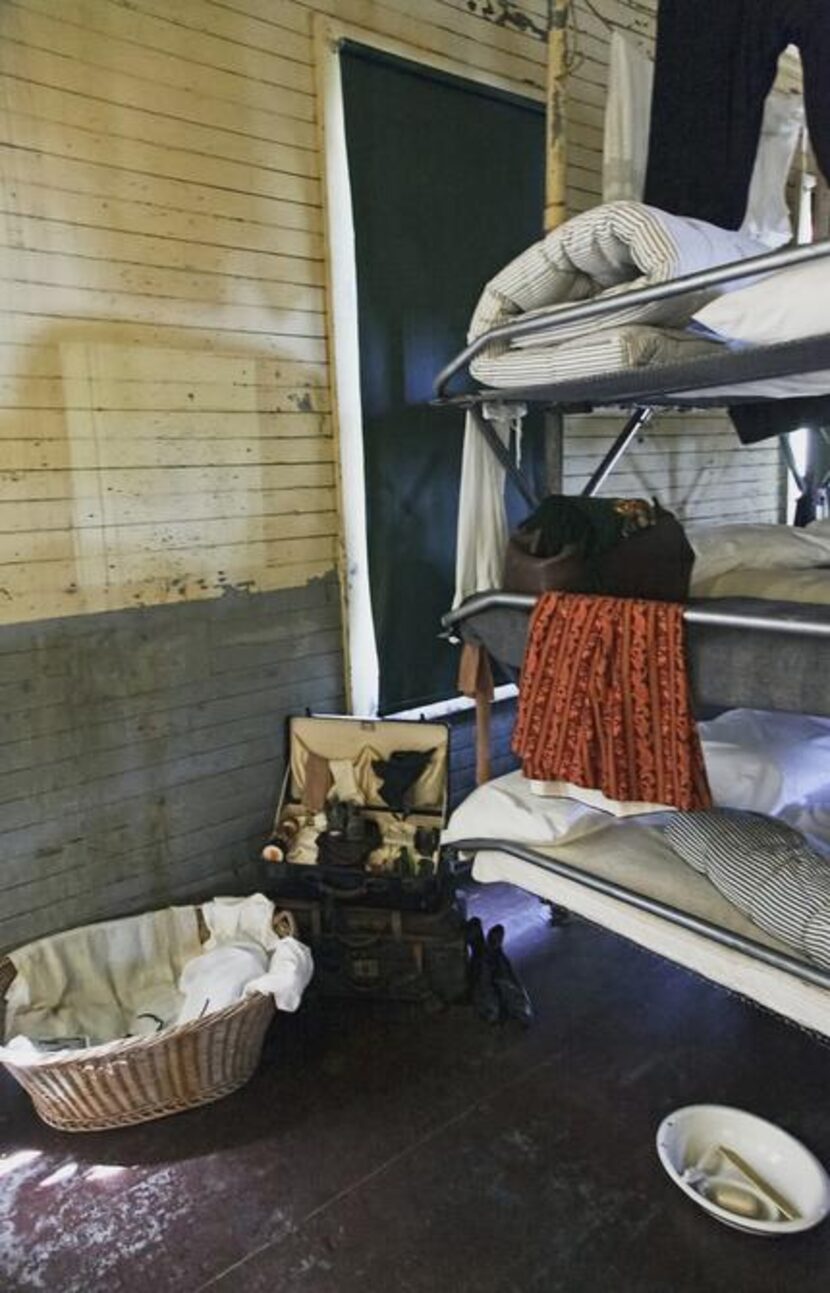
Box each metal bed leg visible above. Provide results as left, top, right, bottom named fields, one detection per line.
left=470, top=407, right=540, bottom=509
left=780, top=432, right=805, bottom=493
left=581, top=406, right=654, bottom=497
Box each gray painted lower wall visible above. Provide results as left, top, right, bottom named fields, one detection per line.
left=0, top=576, right=345, bottom=952
left=0, top=572, right=517, bottom=953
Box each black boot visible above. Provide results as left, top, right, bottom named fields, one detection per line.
left=486, top=924, right=534, bottom=1027
left=466, top=917, right=501, bottom=1024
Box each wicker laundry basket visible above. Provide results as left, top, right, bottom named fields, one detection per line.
left=0, top=906, right=296, bottom=1133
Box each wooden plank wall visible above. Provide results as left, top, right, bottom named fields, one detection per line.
left=0, top=0, right=799, bottom=942
left=0, top=0, right=551, bottom=946
left=0, top=577, right=345, bottom=950
left=0, top=0, right=796, bottom=623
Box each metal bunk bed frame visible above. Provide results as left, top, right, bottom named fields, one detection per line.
left=434, top=240, right=830, bottom=1015
left=436, top=235, right=830, bottom=666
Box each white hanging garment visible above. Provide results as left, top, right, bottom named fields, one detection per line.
left=453, top=403, right=526, bottom=608
left=603, top=31, right=654, bottom=204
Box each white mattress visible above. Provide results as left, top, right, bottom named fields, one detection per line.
left=693, top=566, right=830, bottom=604
left=472, top=828, right=830, bottom=1039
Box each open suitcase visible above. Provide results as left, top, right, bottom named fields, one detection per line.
left=262, top=715, right=455, bottom=913
left=259, top=715, right=469, bottom=1003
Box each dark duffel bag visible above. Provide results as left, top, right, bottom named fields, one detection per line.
left=275, top=897, right=469, bottom=1004
left=503, top=495, right=694, bottom=603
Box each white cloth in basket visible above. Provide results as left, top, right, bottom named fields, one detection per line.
left=174, top=894, right=314, bottom=1022
left=2, top=905, right=201, bottom=1055
left=1, top=895, right=315, bottom=1064
left=174, top=932, right=314, bottom=1022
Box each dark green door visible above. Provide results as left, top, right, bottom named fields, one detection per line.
left=340, top=43, right=545, bottom=712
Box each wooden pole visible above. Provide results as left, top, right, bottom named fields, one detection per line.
left=545, top=0, right=571, bottom=233
left=465, top=3, right=571, bottom=784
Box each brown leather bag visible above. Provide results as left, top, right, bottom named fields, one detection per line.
left=503, top=510, right=694, bottom=603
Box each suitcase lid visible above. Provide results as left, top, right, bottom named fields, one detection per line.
left=283, top=714, right=450, bottom=822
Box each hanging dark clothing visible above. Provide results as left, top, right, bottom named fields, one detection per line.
left=644, top=0, right=830, bottom=230
left=644, top=0, right=830, bottom=447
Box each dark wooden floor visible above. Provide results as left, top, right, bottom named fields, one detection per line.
left=2, top=881, right=830, bottom=1292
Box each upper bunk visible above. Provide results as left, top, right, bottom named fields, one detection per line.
left=434, top=237, right=830, bottom=410
left=435, top=237, right=830, bottom=719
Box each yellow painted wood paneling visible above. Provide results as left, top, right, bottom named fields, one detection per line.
left=0, top=0, right=549, bottom=626
left=0, top=0, right=791, bottom=630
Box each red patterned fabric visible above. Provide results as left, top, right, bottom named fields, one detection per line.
left=513, top=593, right=712, bottom=811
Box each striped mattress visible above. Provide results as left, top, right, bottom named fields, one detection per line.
left=468, top=200, right=763, bottom=390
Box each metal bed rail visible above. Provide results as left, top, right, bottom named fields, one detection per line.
left=450, top=837, right=830, bottom=992
left=442, top=591, right=830, bottom=639
left=434, top=238, right=830, bottom=398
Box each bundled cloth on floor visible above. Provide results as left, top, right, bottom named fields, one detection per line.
left=513, top=592, right=711, bottom=812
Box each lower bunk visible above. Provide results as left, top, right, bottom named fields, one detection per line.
left=442, top=752, right=830, bottom=1041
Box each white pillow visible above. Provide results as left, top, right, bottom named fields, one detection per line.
left=603, top=30, right=803, bottom=249
left=692, top=257, right=830, bottom=346
left=698, top=709, right=830, bottom=853
left=443, top=713, right=830, bottom=856
left=687, top=521, right=830, bottom=587
left=442, top=770, right=626, bottom=849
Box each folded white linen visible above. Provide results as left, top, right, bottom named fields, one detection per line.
left=527, top=779, right=671, bottom=817
left=468, top=201, right=764, bottom=358
left=176, top=943, right=269, bottom=1025
left=441, top=769, right=663, bottom=851
left=201, top=893, right=282, bottom=953
left=470, top=324, right=721, bottom=390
